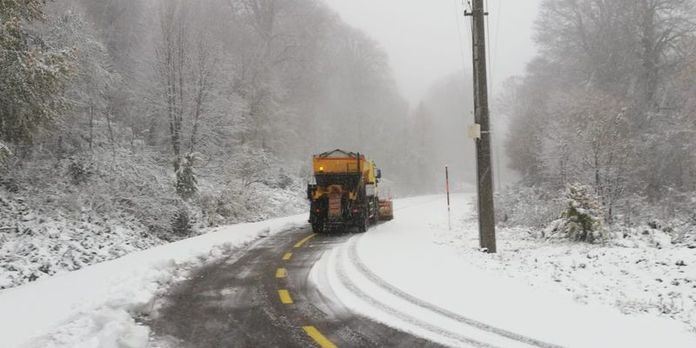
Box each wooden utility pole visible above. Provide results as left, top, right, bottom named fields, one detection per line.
left=466, top=0, right=497, bottom=253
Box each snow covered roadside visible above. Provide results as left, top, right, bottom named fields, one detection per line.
left=0, top=213, right=307, bottom=348
left=314, top=194, right=696, bottom=347
left=441, top=218, right=696, bottom=334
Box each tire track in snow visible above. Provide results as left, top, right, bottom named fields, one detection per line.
left=333, top=242, right=497, bottom=348
left=348, top=236, right=563, bottom=348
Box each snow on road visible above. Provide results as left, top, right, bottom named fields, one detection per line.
left=0, top=214, right=307, bottom=348
left=314, top=194, right=696, bottom=347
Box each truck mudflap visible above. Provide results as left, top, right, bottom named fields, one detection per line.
left=378, top=199, right=394, bottom=221
left=328, top=192, right=341, bottom=219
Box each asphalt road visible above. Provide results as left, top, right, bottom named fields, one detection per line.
left=147, top=227, right=442, bottom=348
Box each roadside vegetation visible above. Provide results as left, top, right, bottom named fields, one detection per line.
left=479, top=0, right=696, bottom=331
left=0, top=0, right=436, bottom=289
left=497, top=0, right=696, bottom=245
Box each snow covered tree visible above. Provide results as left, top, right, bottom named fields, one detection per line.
left=42, top=7, right=121, bottom=153
left=176, top=155, right=198, bottom=200
left=171, top=205, right=192, bottom=238
left=549, top=183, right=605, bottom=243
left=230, top=146, right=272, bottom=188
left=153, top=0, right=218, bottom=198
left=504, top=0, right=696, bottom=227
left=0, top=0, right=74, bottom=145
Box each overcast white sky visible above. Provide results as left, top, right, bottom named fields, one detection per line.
left=322, top=0, right=543, bottom=106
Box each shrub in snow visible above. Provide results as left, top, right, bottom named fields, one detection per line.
left=67, top=156, right=93, bottom=185
left=0, top=177, right=20, bottom=193
left=231, top=146, right=272, bottom=188
left=547, top=183, right=605, bottom=243
left=0, top=141, right=11, bottom=163
left=495, top=186, right=563, bottom=228
left=176, top=156, right=197, bottom=200
left=275, top=169, right=294, bottom=190
left=171, top=206, right=192, bottom=239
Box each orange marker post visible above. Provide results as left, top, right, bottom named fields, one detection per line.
left=445, top=165, right=451, bottom=231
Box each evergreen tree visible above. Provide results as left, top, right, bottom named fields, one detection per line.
left=171, top=205, right=192, bottom=238
left=176, top=155, right=198, bottom=200
left=550, top=183, right=605, bottom=243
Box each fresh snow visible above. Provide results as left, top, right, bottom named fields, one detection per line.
left=0, top=171, right=307, bottom=290
left=313, top=194, right=696, bottom=347
left=0, top=214, right=307, bottom=348
left=4, top=193, right=695, bottom=348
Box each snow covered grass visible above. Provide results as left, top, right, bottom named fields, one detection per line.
left=0, top=213, right=307, bottom=348
left=315, top=194, right=696, bottom=347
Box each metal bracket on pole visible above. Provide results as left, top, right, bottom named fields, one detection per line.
left=464, top=11, right=488, bottom=16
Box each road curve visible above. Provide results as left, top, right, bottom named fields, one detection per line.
left=147, top=227, right=442, bottom=348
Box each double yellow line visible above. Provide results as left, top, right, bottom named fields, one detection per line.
left=277, top=233, right=336, bottom=347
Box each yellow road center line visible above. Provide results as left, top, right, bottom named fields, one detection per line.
left=282, top=252, right=293, bottom=261
left=294, top=234, right=316, bottom=248
left=303, top=326, right=337, bottom=348
left=275, top=268, right=287, bottom=278
left=278, top=289, right=293, bottom=304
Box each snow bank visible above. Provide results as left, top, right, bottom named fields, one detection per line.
left=315, top=194, right=696, bottom=347
left=0, top=213, right=307, bottom=348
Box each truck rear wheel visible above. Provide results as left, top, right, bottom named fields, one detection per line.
left=357, top=215, right=368, bottom=233
left=312, top=223, right=324, bottom=234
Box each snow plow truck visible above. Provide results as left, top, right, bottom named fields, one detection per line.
left=307, top=149, right=393, bottom=233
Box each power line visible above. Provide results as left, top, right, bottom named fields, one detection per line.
left=482, top=0, right=502, bottom=192
left=452, top=0, right=469, bottom=73
left=484, top=0, right=493, bottom=93
left=493, top=0, right=503, bottom=191
left=463, top=0, right=473, bottom=56
left=494, top=0, right=503, bottom=78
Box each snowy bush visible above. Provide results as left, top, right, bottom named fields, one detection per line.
left=274, top=169, right=294, bottom=190
left=230, top=146, right=273, bottom=188
left=0, top=141, right=10, bottom=164
left=67, top=156, right=93, bottom=185
left=0, top=177, right=20, bottom=193
left=547, top=183, right=605, bottom=243
left=175, top=155, right=197, bottom=200
left=170, top=206, right=192, bottom=239
left=495, top=186, right=563, bottom=228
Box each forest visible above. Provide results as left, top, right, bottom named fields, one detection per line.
left=0, top=0, right=456, bottom=288
left=499, top=0, right=696, bottom=240
left=4, top=0, right=695, bottom=289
